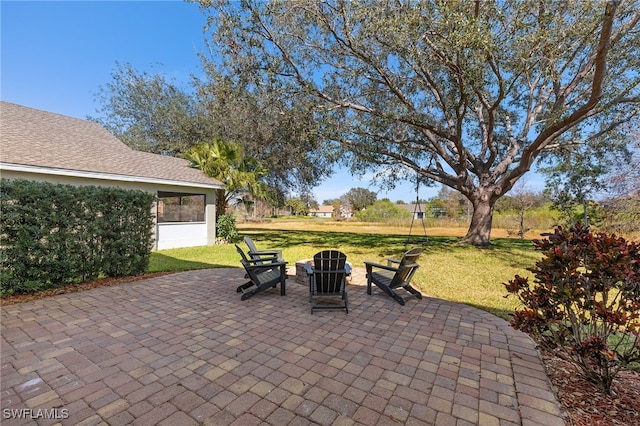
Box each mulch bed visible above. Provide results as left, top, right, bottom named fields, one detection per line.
left=542, top=352, right=640, bottom=426
left=2, top=275, right=639, bottom=425
left=0, top=273, right=173, bottom=306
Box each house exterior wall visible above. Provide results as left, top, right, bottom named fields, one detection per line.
left=1, top=168, right=217, bottom=250
left=309, top=206, right=334, bottom=217
left=157, top=223, right=208, bottom=250
left=309, top=211, right=333, bottom=217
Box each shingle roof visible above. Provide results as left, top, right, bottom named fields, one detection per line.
left=400, top=203, right=429, bottom=212
left=310, top=205, right=334, bottom=213
left=0, top=101, right=223, bottom=188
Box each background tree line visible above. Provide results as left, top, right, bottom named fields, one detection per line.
left=280, top=177, right=639, bottom=241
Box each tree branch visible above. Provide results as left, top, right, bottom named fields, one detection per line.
left=517, top=0, right=620, bottom=176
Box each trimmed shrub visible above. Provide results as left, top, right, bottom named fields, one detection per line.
left=1, top=179, right=156, bottom=296
left=355, top=199, right=413, bottom=223
left=216, top=213, right=240, bottom=242
left=504, top=224, right=640, bottom=394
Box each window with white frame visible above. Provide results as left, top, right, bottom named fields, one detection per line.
left=157, top=192, right=205, bottom=223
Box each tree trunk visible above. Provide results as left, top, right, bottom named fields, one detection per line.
left=216, top=189, right=226, bottom=220
left=582, top=199, right=589, bottom=228
left=462, top=195, right=496, bottom=247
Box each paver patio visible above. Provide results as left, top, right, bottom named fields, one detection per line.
left=0, top=268, right=565, bottom=425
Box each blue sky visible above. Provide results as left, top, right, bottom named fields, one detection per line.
left=1, top=0, right=430, bottom=203
left=1, top=1, right=206, bottom=118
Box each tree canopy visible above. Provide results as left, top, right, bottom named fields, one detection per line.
left=93, top=62, right=211, bottom=155
left=197, top=0, right=640, bottom=245
left=92, top=62, right=333, bottom=204
left=342, top=187, right=377, bottom=212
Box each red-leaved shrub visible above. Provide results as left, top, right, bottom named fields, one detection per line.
left=504, top=224, right=640, bottom=393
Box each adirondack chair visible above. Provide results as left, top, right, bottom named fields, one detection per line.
left=364, top=247, right=422, bottom=305
left=235, top=245, right=287, bottom=301
left=244, top=236, right=283, bottom=263
left=304, top=250, right=350, bottom=314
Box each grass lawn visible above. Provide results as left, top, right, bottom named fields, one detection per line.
left=150, top=220, right=543, bottom=320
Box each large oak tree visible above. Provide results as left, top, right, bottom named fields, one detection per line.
left=197, top=0, right=640, bottom=245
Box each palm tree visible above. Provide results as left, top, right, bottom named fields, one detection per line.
left=184, top=139, right=268, bottom=217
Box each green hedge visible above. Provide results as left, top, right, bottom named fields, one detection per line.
left=0, top=179, right=156, bottom=296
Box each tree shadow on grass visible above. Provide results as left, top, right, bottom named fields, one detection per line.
left=479, top=238, right=540, bottom=268
left=241, top=228, right=464, bottom=257
left=247, top=230, right=537, bottom=258
left=466, top=303, right=515, bottom=322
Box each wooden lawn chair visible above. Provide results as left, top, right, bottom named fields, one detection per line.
left=244, top=236, right=283, bottom=263
left=364, top=247, right=422, bottom=305
left=304, top=250, right=350, bottom=313
left=235, top=244, right=287, bottom=301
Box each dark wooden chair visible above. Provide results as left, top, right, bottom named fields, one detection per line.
left=244, top=236, right=283, bottom=263
left=304, top=250, right=350, bottom=314
left=235, top=245, right=287, bottom=301
left=364, top=247, right=422, bottom=305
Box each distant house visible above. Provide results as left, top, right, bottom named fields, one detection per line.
left=0, top=101, right=224, bottom=250
left=309, top=205, right=334, bottom=218
left=400, top=203, right=430, bottom=220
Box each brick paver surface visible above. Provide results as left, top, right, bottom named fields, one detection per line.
left=0, top=268, right=565, bottom=425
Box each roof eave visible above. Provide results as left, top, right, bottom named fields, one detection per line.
left=0, top=163, right=225, bottom=191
